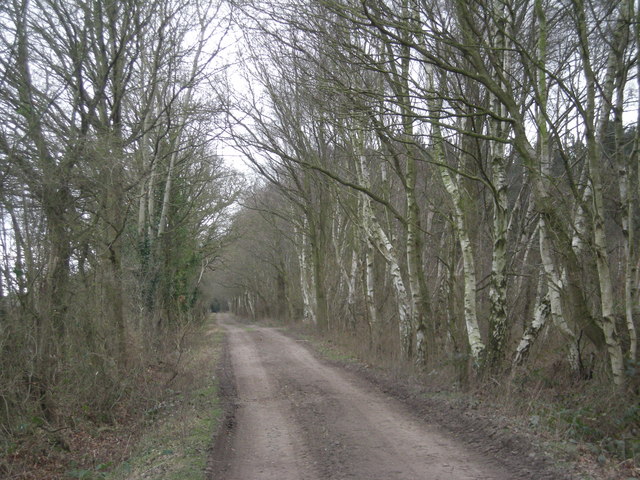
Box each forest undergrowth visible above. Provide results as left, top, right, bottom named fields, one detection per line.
left=0, top=316, right=223, bottom=480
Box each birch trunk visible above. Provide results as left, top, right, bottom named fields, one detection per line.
left=358, top=153, right=412, bottom=358
left=484, top=0, right=510, bottom=370
left=514, top=272, right=550, bottom=366
left=534, top=0, right=580, bottom=372
left=440, top=165, right=485, bottom=363
left=575, top=0, right=627, bottom=385
left=364, top=237, right=378, bottom=338
left=538, top=216, right=579, bottom=369
left=562, top=168, right=607, bottom=351
left=488, top=114, right=508, bottom=367
left=333, top=215, right=358, bottom=330
left=406, top=150, right=430, bottom=366
left=364, top=199, right=412, bottom=357
left=347, top=247, right=358, bottom=331
left=615, top=82, right=637, bottom=361
left=399, top=0, right=430, bottom=366
left=511, top=168, right=584, bottom=368
left=427, top=71, right=485, bottom=363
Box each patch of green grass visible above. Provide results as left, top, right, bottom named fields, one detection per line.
left=316, top=342, right=358, bottom=363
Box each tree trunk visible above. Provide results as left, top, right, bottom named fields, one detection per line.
left=309, top=216, right=328, bottom=332
left=513, top=271, right=550, bottom=366
left=358, top=152, right=412, bottom=358
left=575, top=0, right=627, bottom=385
left=296, top=222, right=316, bottom=325
left=364, top=237, right=378, bottom=341
left=486, top=0, right=510, bottom=371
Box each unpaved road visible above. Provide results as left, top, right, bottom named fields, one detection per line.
left=209, top=320, right=548, bottom=480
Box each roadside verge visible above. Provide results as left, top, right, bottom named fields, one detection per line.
left=106, top=316, right=224, bottom=480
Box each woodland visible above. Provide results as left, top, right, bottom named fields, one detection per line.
left=221, top=0, right=639, bottom=387
left=0, top=0, right=639, bottom=476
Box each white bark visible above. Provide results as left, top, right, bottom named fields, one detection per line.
left=538, top=202, right=579, bottom=371
left=514, top=273, right=550, bottom=366
left=426, top=65, right=484, bottom=364
left=347, top=247, right=358, bottom=329
left=533, top=0, right=579, bottom=372
left=332, top=214, right=358, bottom=329
left=619, top=144, right=637, bottom=360
left=440, top=166, right=485, bottom=362
left=488, top=110, right=508, bottom=365
left=576, top=0, right=627, bottom=385
left=358, top=153, right=412, bottom=357
left=617, top=24, right=638, bottom=361
left=364, top=237, right=378, bottom=333
left=364, top=200, right=412, bottom=357
left=487, top=0, right=510, bottom=368
left=399, top=22, right=428, bottom=364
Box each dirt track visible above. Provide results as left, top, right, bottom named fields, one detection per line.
left=208, top=318, right=557, bottom=480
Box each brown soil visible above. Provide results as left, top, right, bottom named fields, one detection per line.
left=208, top=318, right=574, bottom=480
